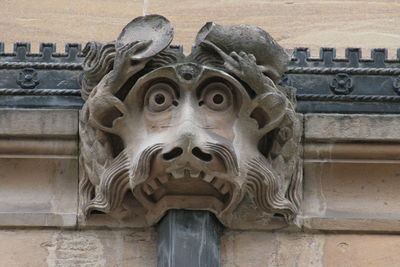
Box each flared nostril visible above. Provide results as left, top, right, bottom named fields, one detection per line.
left=162, top=147, right=183, bottom=161
left=192, top=147, right=213, bottom=162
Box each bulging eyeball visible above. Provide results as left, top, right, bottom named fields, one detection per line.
left=200, top=82, right=232, bottom=111
left=145, top=83, right=177, bottom=112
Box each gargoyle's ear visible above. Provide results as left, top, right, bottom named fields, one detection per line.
left=116, top=14, right=174, bottom=59
left=195, top=22, right=289, bottom=83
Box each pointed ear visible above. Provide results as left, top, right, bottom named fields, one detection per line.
left=116, top=14, right=174, bottom=60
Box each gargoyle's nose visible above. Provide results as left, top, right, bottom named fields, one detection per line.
left=162, top=146, right=213, bottom=162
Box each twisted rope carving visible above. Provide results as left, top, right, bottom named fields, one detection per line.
left=1, top=61, right=399, bottom=76
left=2, top=89, right=400, bottom=102
left=0, top=88, right=81, bottom=96
left=0, top=62, right=82, bottom=70
left=2, top=89, right=400, bottom=103
left=297, top=94, right=400, bottom=102
left=287, top=67, right=400, bottom=75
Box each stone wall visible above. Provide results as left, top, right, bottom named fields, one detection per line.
left=2, top=0, right=400, bottom=56
left=2, top=229, right=400, bottom=266
left=0, top=229, right=156, bottom=266
left=1, top=1, right=400, bottom=266
left=1, top=109, right=400, bottom=266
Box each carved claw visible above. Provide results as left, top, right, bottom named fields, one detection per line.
left=224, top=50, right=259, bottom=78
left=119, top=40, right=153, bottom=61
left=201, top=41, right=258, bottom=76
left=114, top=40, right=152, bottom=70
left=200, top=40, right=275, bottom=93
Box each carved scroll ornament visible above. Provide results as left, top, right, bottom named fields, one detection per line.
left=79, top=15, right=302, bottom=228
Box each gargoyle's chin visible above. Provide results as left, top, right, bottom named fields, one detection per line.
left=132, top=170, right=242, bottom=225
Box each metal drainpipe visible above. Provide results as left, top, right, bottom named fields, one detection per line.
left=157, top=210, right=223, bottom=267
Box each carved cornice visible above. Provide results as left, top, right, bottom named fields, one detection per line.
left=297, top=94, right=400, bottom=102
left=0, top=62, right=82, bottom=70
left=0, top=43, right=399, bottom=112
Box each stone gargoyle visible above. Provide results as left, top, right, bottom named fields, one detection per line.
left=79, top=15, right=302, bottom=229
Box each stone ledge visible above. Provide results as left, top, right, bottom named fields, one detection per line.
left=0, top=109, right=78, bottom=228
left=305, top=114, right=400, bottom=142
left=0, top=212, right=76, bottom=228
left=0, top=139, right=77, bottom=157
left=305, top=143, right=400, bottom=161
left=0, top=109, right=78, bottom=137
left=303, top=217, right=400, bottom=233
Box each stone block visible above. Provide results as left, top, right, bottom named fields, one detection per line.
left=2, top=229, right=400, bottom=267
left=0, top=229, right=156, bottom=267
left=0, top=158, right=78, bottom=227
left=222, top=232, right=400, bottom=267
left=323, top=234, right=400, bottom=267
left=0, top=109, right=78, bottom=227
left=221, top=231, right=278, bottom=266
left=303, top=113, right=400, bottom=232
left=305, top=114, right=400, bottom=142
left=221, top=231, right=325, bottom=267
left=303, top=161, right=400, bottom=231
left=0, top=109, right=78, bottom=137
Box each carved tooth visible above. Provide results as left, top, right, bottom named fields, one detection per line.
left=203, top=174, right=214, bottom=183
left=184, top=169, right=190, bottom=178
left=189, top=169, right=200, bottom=178
left=211, top=178, right=224, bottom=190
left=199, top=171, right=205, bottom=179
left=157, top=175, right=169, bottom=184
left=220, top=183, right=230, bottom=195
left=171, top=169, right=184, bottom=179
left=142, top=184, right=154, bottom=195
left=147, top=179, right=159, bottom=190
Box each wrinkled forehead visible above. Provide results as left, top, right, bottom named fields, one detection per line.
left=124, top=63, right=251, bottom=104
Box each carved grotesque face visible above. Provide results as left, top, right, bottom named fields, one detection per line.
left=79, top=15, right=301, bottom=228
left=116, top=64, right=257, bottom=223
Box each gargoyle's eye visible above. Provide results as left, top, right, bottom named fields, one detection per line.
left=145, top=83, right=176, bottom=112
left=201, top=82, right=232, bottom=111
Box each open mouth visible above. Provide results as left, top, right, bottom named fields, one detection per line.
left=133, top=168, right=235, bottom=224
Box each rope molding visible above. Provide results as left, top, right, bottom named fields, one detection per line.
left=2, top=88, right=399, bottom=103
left=0, top=62, right=82, bottom=70
left=287, top=67, right=400, bottom=75
left=297, top=94, right=400, bottom=102
left=0, top=88, right=81, bottom=96
left=1, top=62, right=399, bottom=75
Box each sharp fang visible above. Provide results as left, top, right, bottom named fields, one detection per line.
left=220, top=183, right=230, bottom=195
left=203, top=174, right=214, bottom=183
left=171, top=169, right=184, bottom=179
